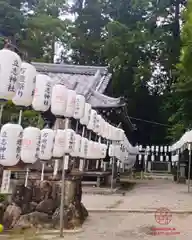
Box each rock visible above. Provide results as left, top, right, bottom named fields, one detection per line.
left=36, top=199, right=58, bottom=215
left=0, top=201, right=8, bottom=223
left=22, top=202, right=38, bottom=215
left=80, top=203, right=88, bottom=220
left=52, top=207, right=71, bottom=229
left=12, top=185, right=33, bottom=207
left=3, top=204, right=22, bottom=229
left=1, top=177, right=88, bottom=230
left=32, top=182, right=42, bottom=203
left=39, top=181, right=52, bottom=200
left=51, top=182, right=61, bottom=204
left=52, top=202, right=88, bottom=229
left=15, top=211, right=52, bottom=229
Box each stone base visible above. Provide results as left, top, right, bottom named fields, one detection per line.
left=0, top=177, right=88, bottom=230
left=106, top=175, right=117, bottom=188
left=178, top=177, right=186, bottom=184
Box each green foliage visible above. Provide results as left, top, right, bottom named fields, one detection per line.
left=0, top=193, right=6, bottom=202
left=0, top=0, right=69, bottom=127
left=0, top=0, right=24, bottom=37
left=70, top=0, right=108, bottom=65
left=69, top=0, right=187, bottom=144
left=167, top=0, right=192, bottom=141
left=0, top=0, right=189, bottom=144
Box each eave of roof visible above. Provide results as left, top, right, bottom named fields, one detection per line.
left=32, top=62, right=109, bottom=76
left=32, top=62, right=134, bottom=129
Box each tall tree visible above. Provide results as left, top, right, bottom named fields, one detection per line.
left=70, top=0, right=108, bottom=65
left=0, top=0, right=24, bottom=48
left=101, top=0, right=187, bottom=144
left=21, top=0, right=70, bottom=62
left=100, top=0, right=170, bottom=145
left=168, top=0, right=192, bottom=140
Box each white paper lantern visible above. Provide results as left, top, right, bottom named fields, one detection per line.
left=87, top=140, right=95, bottom=159
left=64, top=129, right=75, bottom=154
left=32, top=74, right=52, bottom=112
left=112, top=127, right=121, bottom=141
left=0, top=49, right=21, bottom=100
left=146, top=146, right=150, bottom=152
left=94, top=114, right=102, bottom=134
left=0, top=123, right=23, bottom=166
left=12, top=62, right=36, bottom=107
left=104, top=122, right=110, bottom=139
left=84, top=138, right=89, bottom=159
left=98, top=118, right=105, bottom=137
left=70, top=134, right=81, bottom=157
left=39, top=129, right=55, bottom=160
left=80, top=137, right=88, bottom=158
left=155, top=146, right=159, bottom=152
left=160, top=146, right=163, bottom=152
left=87, top=109, right=97, bottom=131
left=118, top=129, right=124, bottom=141
left=51, top=84, right=68, bottom=116
left=73, top=94, right=85, bottom=119
left=101, top=143, right=107, bottom=159
left=139, top=145, right=142, bottom=151
left=80, top=103, right=91, bottom=126
left=107, top=124, right=113, bottom=140
left=109, top=126, right=116, bottom=140
left=52, top=129, right=65, bottom=158
left=151, top=146, right=155, bottom=152
left=21, top=127, right=41, bottom=164
left=108, top=144, right=114, bottom=157
left=64, top=89, right=76, bottom=118
left=95, top=142, right=101, bottom=159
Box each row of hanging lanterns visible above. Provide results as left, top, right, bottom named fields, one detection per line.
left=170, top=130, right=192, bottom=153
left=0, top=48, right=137, bottom=177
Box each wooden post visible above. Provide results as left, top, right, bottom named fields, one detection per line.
left=188, top=144, right=191, bottom=193
left=59, top=118, right=70, bottom=237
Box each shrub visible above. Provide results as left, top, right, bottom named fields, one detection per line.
left=0, top=194, right=6, bottom=202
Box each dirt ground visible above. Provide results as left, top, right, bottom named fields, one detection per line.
left=41, top=212, right=192, bottom=240
left=3, top=179, right=192, bottom=239
left=83, top=179, right=192, bottom=211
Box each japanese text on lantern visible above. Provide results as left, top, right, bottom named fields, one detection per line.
left=69, top=132, right=74, bottom=150
left=40, top=132, right=48, bottom=155
left=74, top=98, right=80, bottom=115
left=0, top=131, right=7, bottom=160
left=8, top=59, right=19, bottom=92
left=16, top=131, right=23, bottom=160
left=84, top=141, right=88, bottom=155
left=17, top=67, right=26, bottom=97
left=44, top=82, right=51, bottom=106
left=35, top=136, right=40, bottom=159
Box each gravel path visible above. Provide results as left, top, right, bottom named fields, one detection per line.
left=83, top=179, right=192, bottom=211
left=41, top=212, right=192, bottom=240
left=3, top=179, right=192, bottom=240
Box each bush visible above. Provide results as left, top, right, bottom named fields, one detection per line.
left=0, top=194, right=6, bottom=202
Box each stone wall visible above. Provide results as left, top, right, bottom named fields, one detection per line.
left=0, top=177, right=88, bottom=230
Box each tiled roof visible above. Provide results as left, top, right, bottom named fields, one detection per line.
left=32, top=62, right=122, bottom=108
left=89, top=90, right=124, bottom=108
